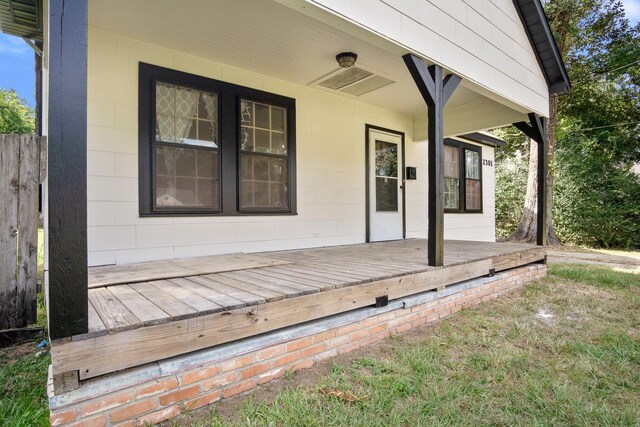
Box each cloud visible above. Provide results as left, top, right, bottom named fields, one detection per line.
left=0, top=33, right=31, bottom=57
left=621, top=0, right=640, bottom=24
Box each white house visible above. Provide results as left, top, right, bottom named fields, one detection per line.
left=1, top=0, right=568, bottom=425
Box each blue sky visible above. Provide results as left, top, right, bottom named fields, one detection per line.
left=0, top=0, right=638, bottom=108
left=0, top=33, right=35, bottom=106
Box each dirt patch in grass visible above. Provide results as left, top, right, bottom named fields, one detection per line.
left=168, top=263, right=640, bottom=427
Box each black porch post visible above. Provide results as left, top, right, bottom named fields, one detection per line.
left=48, top=0, right=88, bottom=339
left=514, top=113, right=548, bottom=246
left=403, top=54, right=460, bottom=266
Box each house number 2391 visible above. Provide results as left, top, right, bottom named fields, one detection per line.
left=482, top=159, right=493, bottom=167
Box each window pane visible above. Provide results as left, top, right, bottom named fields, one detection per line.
left=155, top=145, right=219, bottom=209
left=444, top=145, right=459, bottom=179
left=255, top=103, right=270, bottom=129
left=375, top=141, right=398, bottom=177
left=376, top=177, right=398, bottom=212
left=240, top=154, right=289, bottom=210
left=239, top=99, right=289, bottom=210
left=466, top=179, right=481, bottom=210
left=444, top=177, right=459, bottom=209
left=240, top=99, right=287, bottom=155
left=155, top=82, right=218, bottom=147
left=465, top=150, right=480, bottom=179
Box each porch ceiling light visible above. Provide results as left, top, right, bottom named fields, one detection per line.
left=336, top=52, right=357, bottom=68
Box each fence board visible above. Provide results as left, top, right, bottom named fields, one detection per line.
left=0, top=135, right=20, bottom=329
left=17, top=135, right=40, bottom=326
left=1, top=134, right=43, bottom=329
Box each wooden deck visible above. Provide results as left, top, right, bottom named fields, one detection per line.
left=51, top=239, right=544, bottom=381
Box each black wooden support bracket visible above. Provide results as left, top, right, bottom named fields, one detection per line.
left=403, top=54, right=461, bottom=267
left=375, top=295, right=389, bottom=308
left=487, top=268, right=496, bottom=277
left=513, top=113, right=548, bottom=247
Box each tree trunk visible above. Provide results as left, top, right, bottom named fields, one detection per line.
left=508, top=95, right=562, bottom=245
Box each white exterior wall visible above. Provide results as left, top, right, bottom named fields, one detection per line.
left=288, top=0, right=549, bottom=116
left=86, top=28, right=496, bottom=266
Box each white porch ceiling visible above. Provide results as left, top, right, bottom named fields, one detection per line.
left=88, top=0, right=524, bottom=129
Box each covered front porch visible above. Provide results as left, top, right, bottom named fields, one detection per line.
left=51, top=239, right=544, bottom=383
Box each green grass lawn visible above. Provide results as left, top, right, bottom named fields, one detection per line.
left=178, top=263, right=640, bottom=427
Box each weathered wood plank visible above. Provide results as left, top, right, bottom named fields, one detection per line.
left=87, top=253, right=291, bottom=288
left=16, top=134, right=40, bottom=327
left=128, top=282, right=197, bottom=320
left=89, top=288, right=140, bottom=333
left=219, top=271, right=305, bottom=298
left=108, top=285, right=170, bottom=326
left=168, top=277, right=246, bottom=311
left=492, top=247, right=546, bottom=272
left=52, top=258, right=492, bottom=379
left=0, top=135, right=20, bottom=329
left=149, top=279, right=222, bottom=314
left=200, top=274, right=285, bottom=302
left=187, top=276, right=266, bottom=306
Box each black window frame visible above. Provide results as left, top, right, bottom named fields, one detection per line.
left=443, top=138, right=483, bottom=214
left=139, top=63, right=297, bottom=217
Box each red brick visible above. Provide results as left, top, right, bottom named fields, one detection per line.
left=181, top=366, right=221, bottom=385
left=223, top=379, right=256, bottom=398
left=286, top=336, right=313, bottom=352
left=184, top=390, right=222, bottom=411
left=80, top=392, right=132, bottom=417
left=396, top=323, right=412, bottom=334
left=113, top=422, right=135, bottom=427
left=220, top=354, right=255, bottom=372
left=50, top=408, right=77, bottom=426
left=324, top=334, right=350, bottom=349
left=136, top=377, right=179, bottom=399
left=110, top=400, right=157, bottom=423
left=336, top=323, right=359, bottom=335
left=202, top=372, right=238, bottom=391
left=240, top=362, right=271, bottom=380
left=68, top=415, right=107, bottom=427
left=273, top=352, right=299, bottom=367
left=338, top=342, right=360, bottom=354
left=159, top=385, right=200, bottom=406
left=369, top=323, right=387, bottom=335
left=255, top=344, right=286, bottom=361
left=290, top=358, right=314, bottom=372
left=312, top=329, right=337, bottom=344
left=301, top=343, right=325, bottom=358
left=257, top=368, right=285, bottom=385
left=136, top=405, right=180, bottom=426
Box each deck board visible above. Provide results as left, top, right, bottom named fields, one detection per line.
left=85, top=239, right=544, bottom=338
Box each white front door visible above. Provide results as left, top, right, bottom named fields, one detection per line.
left=368, top=128, right=404, bottom=242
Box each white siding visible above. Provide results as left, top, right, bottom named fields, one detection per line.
left=288, top=0, right=549, bottom=116
left=86, top=28, right=496, bottom=265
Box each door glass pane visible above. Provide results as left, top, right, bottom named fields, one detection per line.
left=376, top=177, right=398, bottom=212
left=375, top=141, right=398, bottom=177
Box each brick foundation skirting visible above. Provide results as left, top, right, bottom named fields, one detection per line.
left=49, top=264, right=546, bottom=426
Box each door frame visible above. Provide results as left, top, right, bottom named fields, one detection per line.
left=365, top=124, right=406, bottom=243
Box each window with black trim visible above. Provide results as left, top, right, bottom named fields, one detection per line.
left=138, top=63, right=296, bottom=216
left=444, top=139, right=483, bottom=213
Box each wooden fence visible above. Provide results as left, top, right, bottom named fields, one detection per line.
left=0, top=134, right=47, bottom=330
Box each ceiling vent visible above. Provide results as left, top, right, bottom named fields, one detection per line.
left=312, top=67, right=395, bottom=96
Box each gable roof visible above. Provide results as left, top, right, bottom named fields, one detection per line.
left=513, top=0, right=571, bottom=94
